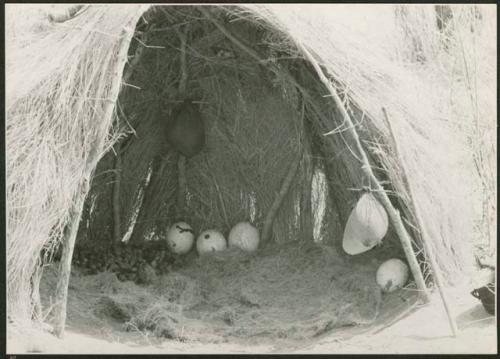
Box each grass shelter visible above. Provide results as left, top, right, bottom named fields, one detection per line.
left=7, top=4, right=488, bottom=347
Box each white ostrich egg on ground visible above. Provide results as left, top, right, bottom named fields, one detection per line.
left=228, top=222, right=260, bottom=252
left=196, top=229, right=227, bottom=255
left=376, top=258, right=409, bottom=293
left=166, top=222, right=194, bottom=254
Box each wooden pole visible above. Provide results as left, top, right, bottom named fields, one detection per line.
left=112, top=149, right=122, bottom=242
left=298, top=43, right=431, bottom=303
left=112, top=24, right=148, bottom=241
left=175, top=26, right=189, bottom=219
left=382, top=108, right=458, bottom=336
left=176, top=25, right=188, bottom=97
left=31, top=264, right=44, bottom=322
left=261, top=150, right=303, bottom=246
left=52, top=180, right=89, bottom=337
left=121, top=171, right=149, bottom=243
left=177, top=154, right=187, bottom=219
left=52, top=27, right=135, bottom=338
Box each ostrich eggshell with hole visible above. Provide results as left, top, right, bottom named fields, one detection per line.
left=376, top=258, right=409, bottom=293
left=166, top=222, right=194, bottom=254
left=196, top=229, right=227, bottom=255
left=342, top=193, right=389, bottom=255
left=228, top=222, right=260, bottom=252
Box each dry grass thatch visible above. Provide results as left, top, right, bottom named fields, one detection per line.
left=6, top=4, right=496, bottom=329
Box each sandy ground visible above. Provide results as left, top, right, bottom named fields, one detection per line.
left=7, top=283, right=497, bottom=354
left=296, top=285, right=497, bottom=354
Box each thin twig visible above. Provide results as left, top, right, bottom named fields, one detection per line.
left=203, top=154, right=230, bottom=229
left=198, top=7, right=264, bottom=64
left=133, top=36, right=165, bottom=49
left=54, top=23, right=123, bottom=39
left=176, top=25, right=188, bottom=97
left=122, top=82, right=141, bottom=90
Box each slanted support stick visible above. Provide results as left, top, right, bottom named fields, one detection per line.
left=53, top=180, right=89, bottom=337
left=177, top=155, right=187, bottom=219
left=175, top=25, right=189, bottom=219
left=261, top=150, right=303, bottom=246
left=298, top=43, right=431, bottom=303
left=382, top=108, right=458, bottom=337
left=53, top=27, right=135, bottom=338
left=112, top=149, right=123, bottom=242
left=112, top=27, right=148, bottom=242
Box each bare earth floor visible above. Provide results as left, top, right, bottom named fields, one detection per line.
left=7, top=284, right=497, bottom=354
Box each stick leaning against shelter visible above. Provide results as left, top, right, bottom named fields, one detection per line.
left=296, top=43, right=431, bottom=304
left=112, top=30, right=149, bottom=243
left=382, top=107, right=458, bottom=337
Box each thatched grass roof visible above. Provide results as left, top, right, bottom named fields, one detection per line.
left=6, top=4, right=495, bottom=327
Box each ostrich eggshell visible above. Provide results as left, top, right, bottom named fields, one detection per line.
left=166, top=222, right=194, bottom=254
left=228, top=222, right=260, bottom=252
left=342, top=193, right=389, bottom=255
left=376, top=258, right=409, bottom=293
left=196, top=229, right=227, bottom=255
